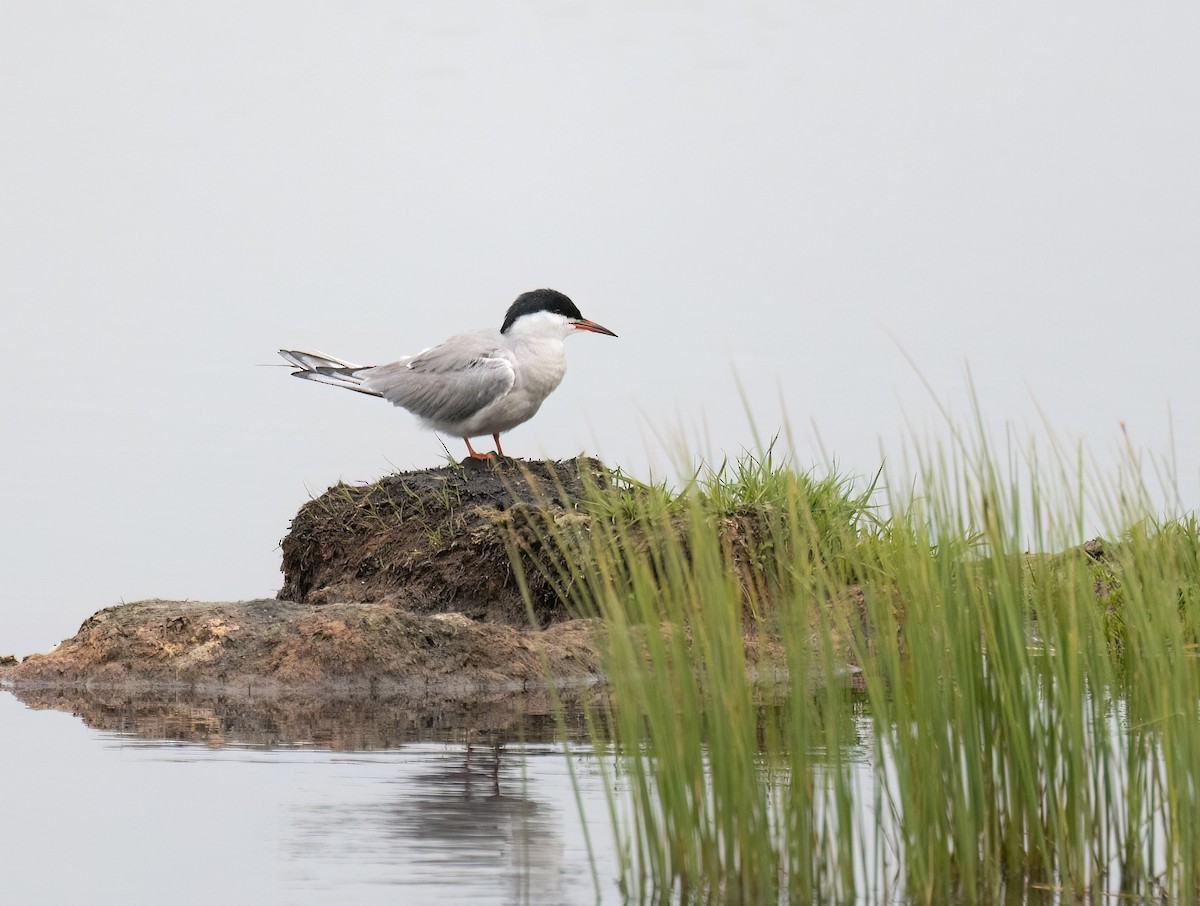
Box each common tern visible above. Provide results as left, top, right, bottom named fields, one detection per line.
left=280, top=288, right=617, bottom=460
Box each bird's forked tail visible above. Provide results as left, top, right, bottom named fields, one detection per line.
left=278, top=349, right=383, bottom=397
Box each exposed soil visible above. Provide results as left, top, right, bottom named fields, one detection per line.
left=6, top=598, right=602, bottom=695
left=278, top=456, right=606, bottom=626
left=0, top=456, right=880, bottom=703
left=4, top=458, right=607, bottom=696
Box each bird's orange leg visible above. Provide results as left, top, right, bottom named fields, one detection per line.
left=492, top=433, right=506, bottom=457
left=463, top=438, right=494, bottom=460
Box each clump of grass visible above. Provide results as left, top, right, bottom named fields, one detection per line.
left=513, top=447, right=880, bottom=902
left=568, top=440, right=880, bottom=616
left=516, top=423, right=1200, bottom=904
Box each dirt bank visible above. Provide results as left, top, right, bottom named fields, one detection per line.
left=6, top=598, right=602, bottom=694
left=5, top=458, right=606, bottom=694
left=279, top=456, right=604, bottom=625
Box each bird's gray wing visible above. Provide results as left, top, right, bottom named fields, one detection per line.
left=360, top=333, right=515, bottom=424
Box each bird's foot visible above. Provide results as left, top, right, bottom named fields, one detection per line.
left=460, top=451, right=521, bottom=469
left=463, top=436, right=514, bottom=463
left=460, top=450, right=496, bottom=468
left=462, top=438, right=494, bottom=461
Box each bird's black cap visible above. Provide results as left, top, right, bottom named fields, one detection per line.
left=500, top=289, right=583, bottom=334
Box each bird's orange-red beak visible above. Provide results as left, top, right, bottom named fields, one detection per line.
left=572, top=319, right=618, bottom=337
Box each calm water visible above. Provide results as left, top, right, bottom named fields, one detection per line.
left=4, top=682, right=1176, bottom=904
left=0, top=690, right=623, bottom=905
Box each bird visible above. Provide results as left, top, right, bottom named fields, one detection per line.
left=279, top=288, right=617, bottom=460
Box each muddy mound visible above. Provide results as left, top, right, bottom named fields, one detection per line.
left=8, top=598, right=601, bottom=694
left=279, top=457, right=605, bottom=627
left=3, top=458, right=611, bottom=693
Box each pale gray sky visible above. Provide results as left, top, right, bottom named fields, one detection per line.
left=3, top=2, right=1198, bottom=655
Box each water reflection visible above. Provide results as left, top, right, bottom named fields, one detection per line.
left=0, top=687, right=615, bottom=905
left=7, top=683, right=600, bottom=748
left=276, top=742, right=596, bottom=904
left=285, top=743, right=586, bottom=904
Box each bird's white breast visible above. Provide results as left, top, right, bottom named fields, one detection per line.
left=462, top=334, right=565, bottom=435
left=416, top=308, right=575, bottom=438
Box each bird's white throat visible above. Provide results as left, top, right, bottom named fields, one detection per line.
left=503, top=309, right=576, bottom=341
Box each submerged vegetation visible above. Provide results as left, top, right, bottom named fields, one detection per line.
left=514, top=429, right=1200, bottom=904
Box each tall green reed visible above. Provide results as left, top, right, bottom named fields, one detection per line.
left=511, top=424, right=1200, bottom=903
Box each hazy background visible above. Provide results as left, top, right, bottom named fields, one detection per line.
left=3, top=2, right=1198, bottom=657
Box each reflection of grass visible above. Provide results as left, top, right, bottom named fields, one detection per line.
left=516, top=425, right=1200, bottom=903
